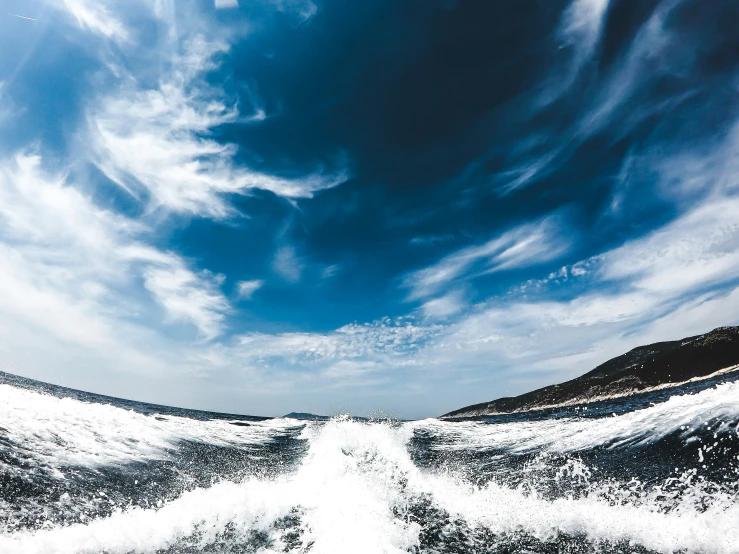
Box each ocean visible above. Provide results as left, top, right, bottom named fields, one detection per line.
left=0, top=370, right=737, bottom=553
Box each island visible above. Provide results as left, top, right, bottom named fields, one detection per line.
left=443, top=325, right=739, bottom=418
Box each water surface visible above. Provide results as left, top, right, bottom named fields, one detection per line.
left=1, top=371, right=737, bottom=553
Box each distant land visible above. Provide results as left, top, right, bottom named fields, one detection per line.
left=443, top=326, right=739, bottom=418
left=283, top=412, right=330, bottom=421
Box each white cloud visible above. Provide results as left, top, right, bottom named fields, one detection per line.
left=319, top=360, right=381, bottom=382
left=388, top=125, right=739, bottom=401
left=214, top=0, right=239, bottom=9
left=559, top=0, right=609, bottom=52
left=273, top=246, right=303, bottom=283
left=3, top=0, right=737, bottom=419
left=143, top=264, right=230, bottom=341
left=655, top=117, right=739, bottom=200
left=423, top=283, right=739, bottom=393
left=577, top=3, right=676, bottom=137
left=498, top=1, right=683, bottom=194
left=407, top=191, right=739, bottom=397
left=237, top=318, right=441, bottom=365
left=322, top=264, right=340, bottom=279
left=40, top=0, right=346, bottom=220
left=0, top=155, right=158, bottom=369
left=600, top=195, right=739, bottom=295
left=0, top=153, right=231, bottom=343
left=0, top=0, right=363, bottom=415
left=221, top=318, right=443, bottom=394
left=1, top=148, right=736, bottom=414
left=88, top=36, right=346, bottom=219
left=533, top=0, right=610, bottom=106
left=0, top=154, right=134, bottom=261
left=405, top=215, right=571, bottom=300
left=236, top=279, right=264, bottom=299
left=54, top=0, right=130, bottom=41
left=421, top=289, right=466, bottom=320
left=270, top=0, right=318, bottom=23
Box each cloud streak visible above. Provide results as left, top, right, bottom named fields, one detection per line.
left=273, top=246, right=303, bottom=283
left=236, top=318, right=442, bottom=374
left=405, top=215, right=572, bottom=301
left=54, top=0, right=130, bottom=41
left=236, top=280, right=264, bottom=300
left=88, top=36, right=346, bottom=219
left=0, top=153, right=232, bottom=342
left=214, top=0, right=239, bottom=9
left=143, top=263, right=230, bottom=341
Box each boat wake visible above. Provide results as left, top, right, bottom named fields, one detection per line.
left=0, top=375, right=738, bottom=553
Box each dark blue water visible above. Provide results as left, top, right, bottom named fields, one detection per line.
left=0, top=369, right=738, bottom=553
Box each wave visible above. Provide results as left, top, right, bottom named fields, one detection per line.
left=1, top=389, right=738, bottom=553
left=0, top=384, right=302, bottom=474
left=414, top=379, right=739, bottom=454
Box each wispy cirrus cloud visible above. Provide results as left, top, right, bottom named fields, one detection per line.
left=559, top=0, right=610, bottom=60
left=236, top=317, right=442, bottom=369
left=270, top=0, right=318, bottom=23
left=420, top=289, right=467, bottom=320
left=411, top=143, right=739, bottom=403
left=600, top=196, right=739, bottom=295
left=142, top=264, right=230, bottom=341
left=355, top=111, right=739, bottom=408
left=0, top=0, right=348, bottom=402
left=214, top=0, right=239, bottom=9
left=273, top=245, right=304, bottom=282
left=41, top=0, right=346, bottom=220
left=0, top=153, right=232, bottom=342
left=491, top=0, right=691, bottom=195
left=53, top=0, right=130, bottom=42
left=2, top=0, right=737, bottom=420
left=88, top=36, right=347, bottom=219
left=236, top=279, right=264, bottom=300
left=404, top=214, right=572, bottom=301
left=545, top=0, right=610, bottom=101
left=2, top=127, right=737, bottom=415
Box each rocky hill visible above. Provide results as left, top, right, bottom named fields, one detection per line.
left=442, top=326, right=739, bottom=418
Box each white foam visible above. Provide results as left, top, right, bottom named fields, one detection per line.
left=416, top=379, right=739, bottom=454
left=2, top=413, right=738, bottom=553
left=0, top=418, right=422, bottom=554
left=0, top=384, right=299, bottom=473
left=420, top=472, right=739, bottom=553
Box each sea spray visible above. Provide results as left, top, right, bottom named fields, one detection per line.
left=1, top=376, right=738, bottom=553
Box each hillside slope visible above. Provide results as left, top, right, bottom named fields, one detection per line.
left=443, top=326, right=739, bottom=418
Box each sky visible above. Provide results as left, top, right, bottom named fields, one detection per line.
left=0, top=0, right=738, bottom=419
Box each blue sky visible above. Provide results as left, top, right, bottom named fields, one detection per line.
left=0, top=0, right=738, bottom=418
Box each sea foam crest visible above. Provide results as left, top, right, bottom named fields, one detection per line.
left=418, top=379, right=739, bottom=454
left=2, top=412, right=738, bottom=553
left=0, top=384, right=299, bottom=472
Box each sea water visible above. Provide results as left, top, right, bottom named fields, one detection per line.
left=0, top=371, right=737, bottom=553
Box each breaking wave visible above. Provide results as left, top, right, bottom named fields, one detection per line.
left=1, top=372, right=738, bottom=553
